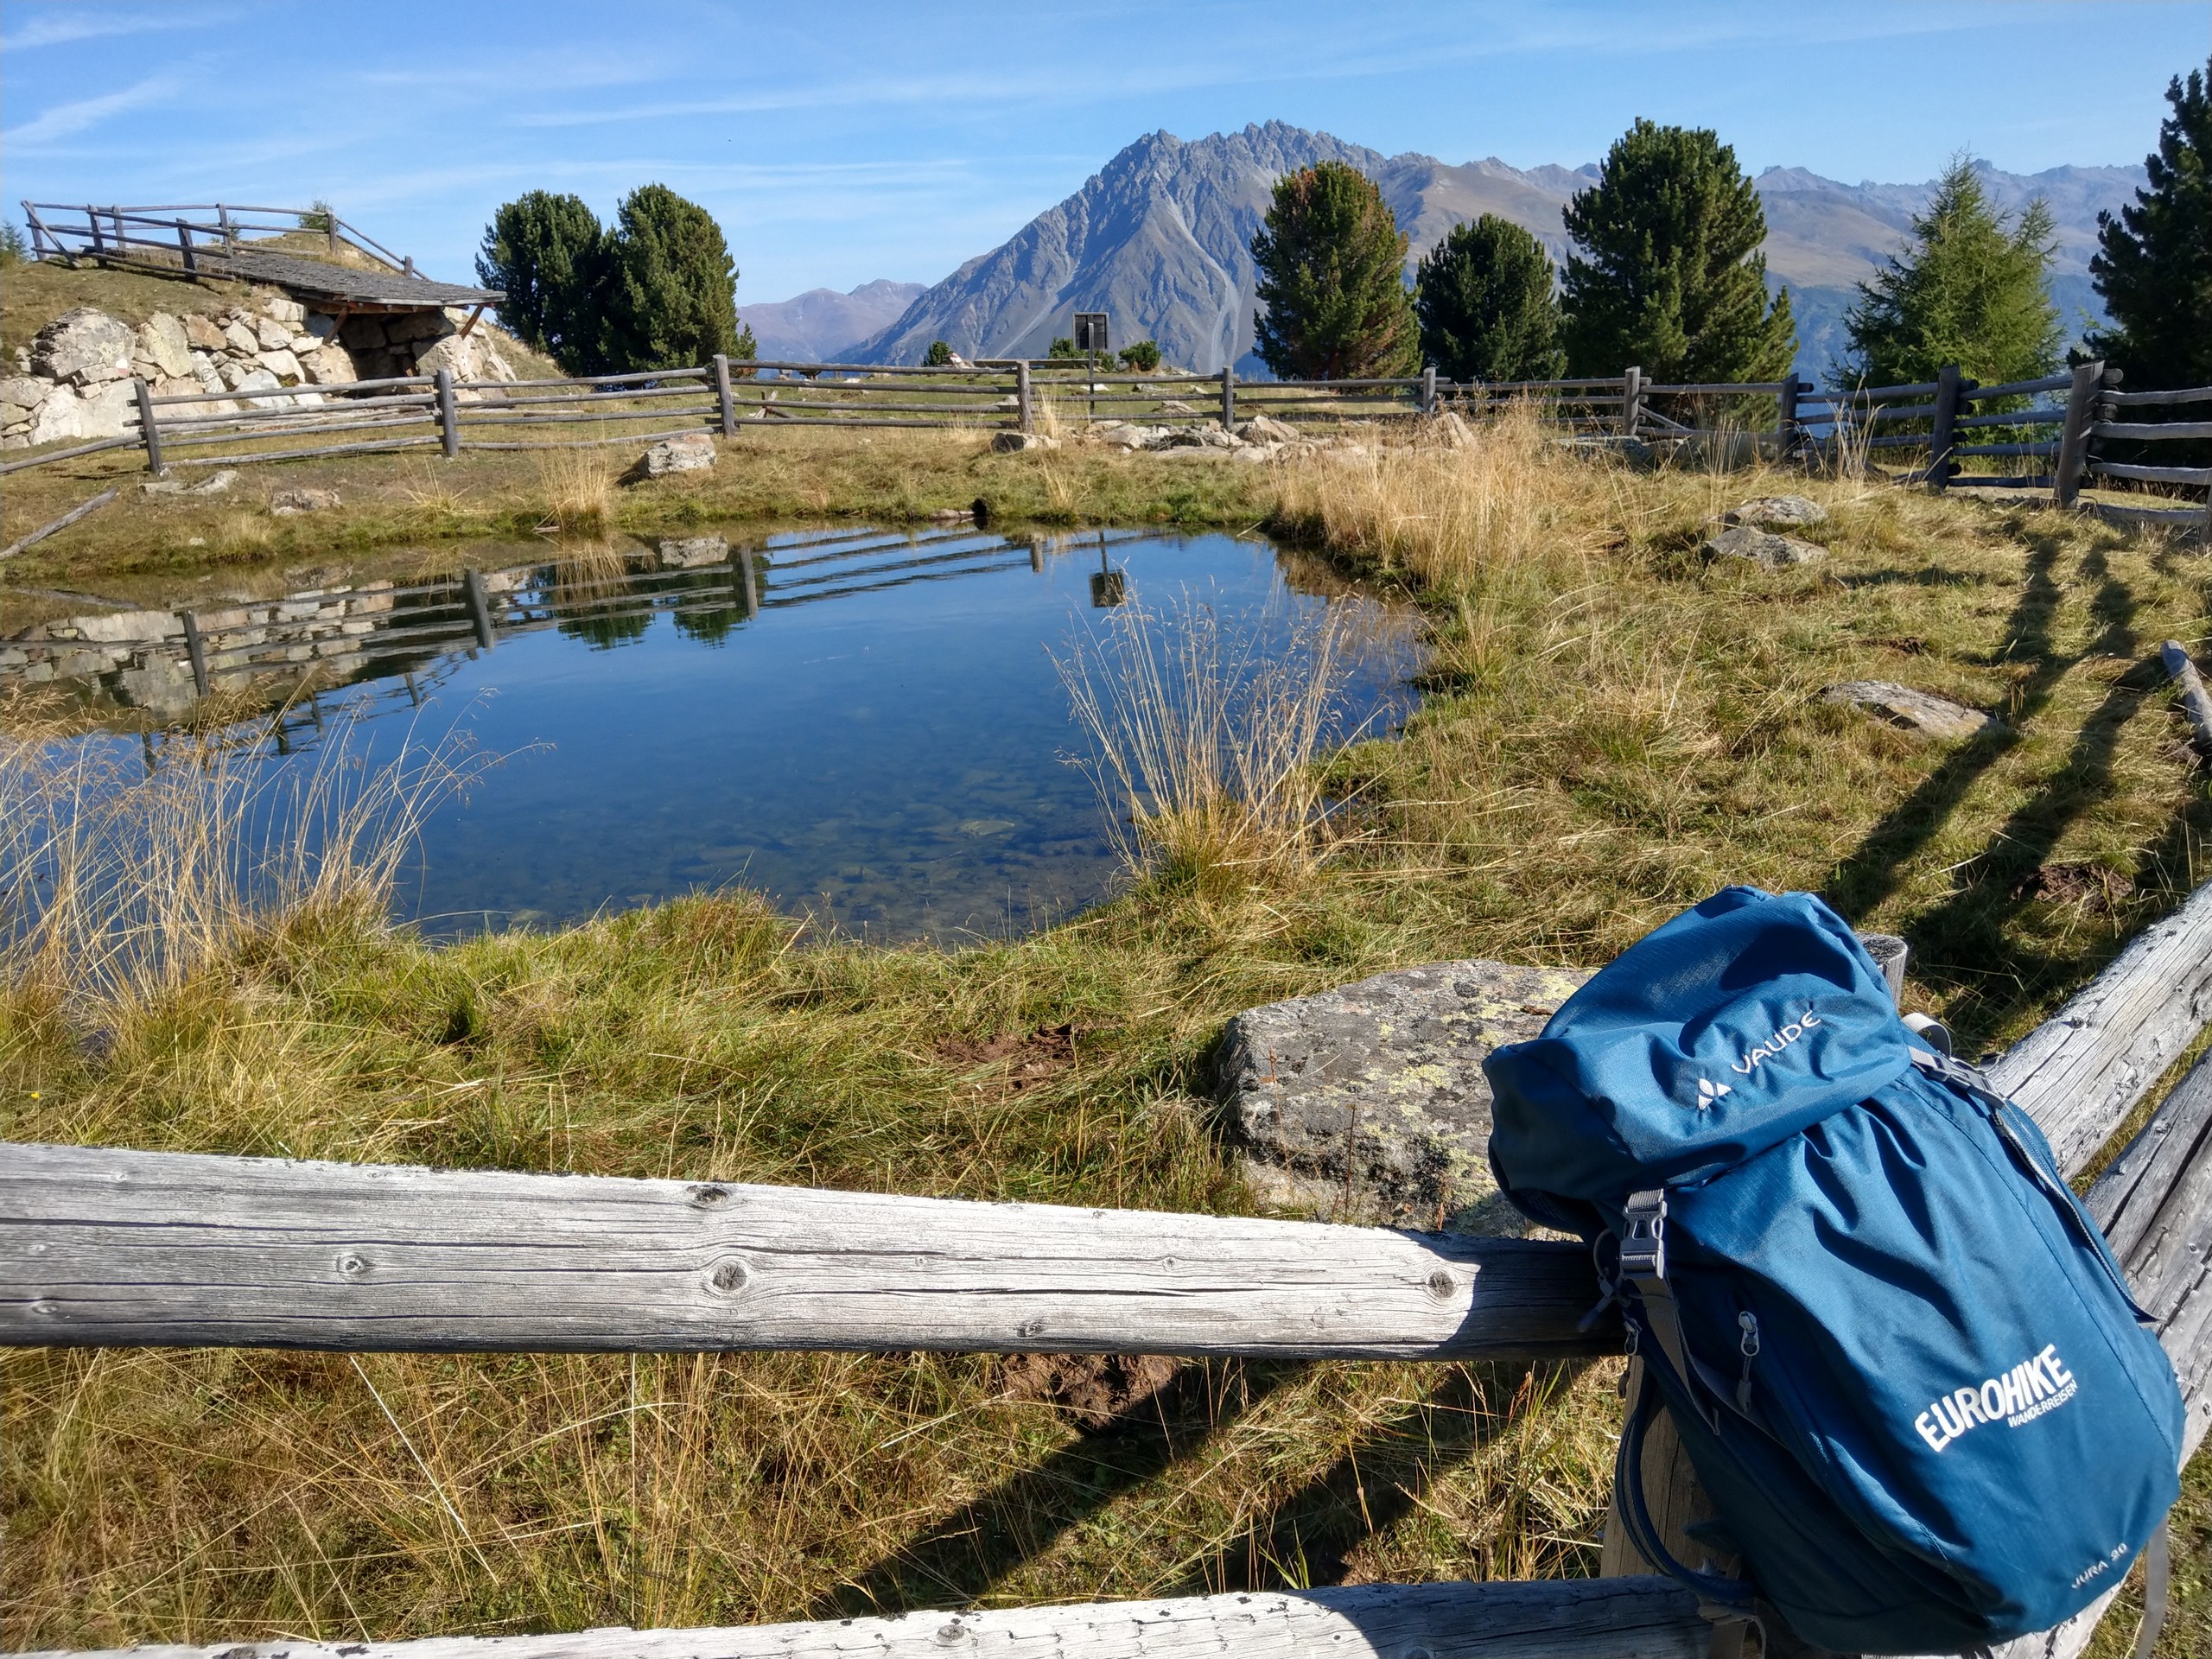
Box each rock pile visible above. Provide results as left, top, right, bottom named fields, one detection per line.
left=3, top=290, right=518, bottom=451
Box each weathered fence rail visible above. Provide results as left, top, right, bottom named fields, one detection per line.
left=22, top=199, right=429, bottom=283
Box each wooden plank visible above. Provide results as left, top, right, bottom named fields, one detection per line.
left=2089, top=461, right=2212, bottom=486
left=1987, top=877, right=2212, bottom=1175
left=1965, top=373, right=2075, bottom=402
left=0, top=1142, right=1611, bottom=1358
left=2092, top=420, right=2212, bottom=442
left=14, top=1578, right=1709, bottom=1659
left=2103, top=385, right=2212, bottom=409
left=0, top=487, right=120, bottom=559
left=2161, top=641, right=2212, bottom=753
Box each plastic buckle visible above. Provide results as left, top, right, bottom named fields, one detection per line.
left=1621, top=1188, right=1667, bottom=1281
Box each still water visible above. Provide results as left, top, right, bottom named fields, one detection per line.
left=16, top=527, right=1418, bottom=940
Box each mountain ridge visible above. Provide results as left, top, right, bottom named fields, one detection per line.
left=849, top=123, right=2141, bottom=379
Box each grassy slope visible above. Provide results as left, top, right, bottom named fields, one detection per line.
left=2, top=439, right=2208, bottom=1653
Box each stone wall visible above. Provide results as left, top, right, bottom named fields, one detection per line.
left=3, top=290, right=518, bottom=451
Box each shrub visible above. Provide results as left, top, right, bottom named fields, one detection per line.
left=925, top=339, right=954, bottom=366
left=1118, top=340, right=1163, bottom=372
left=1048, top=336, right=1080, bottom=359
left=1415, top=215, right=1564, bottom=383
left=0, top=223, right=27, bottom=268
left=1252, top=162, right=1420, bottom=380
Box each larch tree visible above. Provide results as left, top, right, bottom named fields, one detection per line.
left=1843, top=156, right=2061, bottom=390
left=1560, top=119, right=1796, bottom=383
left=1250, top=162, right=1420, bottom=380
left=1414, top=213, right=1564, bottom=383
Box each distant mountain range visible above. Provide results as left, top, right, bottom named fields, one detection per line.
left=742, top=279, right=925, bottom=363
left=821, top=121, right=2141, bottom=380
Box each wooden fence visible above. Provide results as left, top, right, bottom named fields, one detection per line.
left=7, top=883, right=2210, bottom=1659
left=4, top=351, right=2206, bottom=533
left=21, top=200, right=429, bottom=283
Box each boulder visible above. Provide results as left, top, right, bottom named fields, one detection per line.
left=1822, top=681, right=2003, bottom=741
left=1705, top=523, right=1827, bottom=567
left=184, top=314, right=229, bottom=353
left=1725, top=493, right=1827, bottom=529
left=301, top=343, right=359, bottom=385
left=32, top=308, right=136, bottom=385
left=270, top=487, right=340, bottom=516
left=658, top=535, right=730, bottom=568
left=0, top=376, right=44, bottom=422
left=303, top=313, right=338, bottom=341
left=1165, top=426, right=1237, bottom=448
left=639, top=433, right=717, bottom=476
left=340, top=316, right=390, bottom=349
left=254, top=316, right=291, bottom=351
left=262, top=296, right=307, bottom=325
left=412, top=329, right=508, bottom=382
left=222, top=319, right=263, bottom=357
left=1218, top=959, right=1590, bottom=1231
left=25, top=385, right=84, bottom=446
left=990, top=430, right=1061, bottom=453
left=74, top=610, right=182, bottom=644
left=257, top=348, right=304, bottom=384
left=386, top=309, right=454, bottom=344
left=138, top=314, right=195, bottom=379
left=1158, top=399, right=1199, bottom=416
left=76, top=380, right=139, bottom=439
left=193, top=469, right=239, bottom=496
left=1235, top=413, right=1300, bottom=445
left=1424, top=411, right=1476, bottom=449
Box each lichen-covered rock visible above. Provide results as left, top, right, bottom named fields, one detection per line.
left=639, top=433, right=717, bottom=475
left=1705, top=524, right=1827, bottom=566
left=1218, top=959, right=1590, bottom=1232
left=270, top=487, right=340, bottom=516
left=138, top=315, right=194, bottom=379
left=1236, top=414, right=1300, bottom=444
left=32, top=308, right=135, bottom=385
left=990, top=430, right=1061, bottom=453
left=658, top=535, right=729, bottom=568
left=1724, top=494, right=1827, bottom=529
left=1823, top=680, right=2002, bottom=741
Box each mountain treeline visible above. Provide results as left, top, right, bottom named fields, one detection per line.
left=478, top=186, right=756, bottom=376
left=1250, top=68, right=2209, bottom=391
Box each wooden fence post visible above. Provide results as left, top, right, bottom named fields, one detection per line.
left=179, top=611, right=210, bottom=698
left=326, top=207, right=338, bottom=258
left=461, top=569, right=494, bottom=650
left=713, top=353, right=737, bottom=437
left=1928, top=364, right=1962, bottom=490
left=1221, top=365, right=1236, bottom=430
left=1016, top=360, right=1033, bottom=434
left=1421, top=365, right=1438, bottom=416
left=1776, top=372, right=1799, bottom=457
left=131, top=377, right=163, bottom=475
left=2054, top=359, right=2104, bottom=509
left=1620, top=366, right=1642, bottom=437
left=175, top=218, right=196, bottom=276
left=435, top=368, right=458, bottom=460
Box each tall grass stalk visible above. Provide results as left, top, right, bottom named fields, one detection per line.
left=537, top=445, right=616, bottom=532
left=1056, top=598, right=1360, bottom=888
left=0, top=694, right=479, bottom=1020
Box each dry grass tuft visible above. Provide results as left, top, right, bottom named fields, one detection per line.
left=537, top=447, right=617, bottom=532
left=1056, top=597, right=1361, bottom=891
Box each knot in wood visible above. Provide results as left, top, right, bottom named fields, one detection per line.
left=709, top=1258, right=748, bottom=1294
left=337, top=1253, right=369, bottom=1278
left=935, top=1623, right=967, bottom=1644
left=1425, top=1268, right=1456, bottom=1301
left=687, top=1184, right=731, bottom=1208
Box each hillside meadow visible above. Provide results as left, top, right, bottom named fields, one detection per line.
left=2, top=415, right=2207, bottom=1656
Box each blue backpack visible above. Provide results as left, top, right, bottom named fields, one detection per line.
left=1483, top=887, right=2183, bottom=1655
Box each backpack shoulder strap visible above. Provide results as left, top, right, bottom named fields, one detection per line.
left=1614, top=1363, right=1754, bottom=1605
left=1621, top=1188, right=1721, bottom=1433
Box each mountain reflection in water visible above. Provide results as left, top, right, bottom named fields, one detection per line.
left=3, top=526, right=1418, bottom=940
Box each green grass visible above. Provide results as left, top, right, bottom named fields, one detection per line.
left=3, top=437, right=2207, bottom=1653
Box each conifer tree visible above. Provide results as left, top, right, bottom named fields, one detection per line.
left=1844, top=156, right=2061, bottom=389
left=1251, top=162, right=1420, bottom=379
left=598, top=185, right=753, bottom=373
left=1560, top=120, right=1795, bottom=382
left=2088, top=61, right=2212, bottom=389
left=1414, top=214, right=1563, bottom=382
left=476, top=192, right=607, bottom=372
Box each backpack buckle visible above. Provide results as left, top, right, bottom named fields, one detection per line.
left=1621, top=1188, right=1667, bottom=1282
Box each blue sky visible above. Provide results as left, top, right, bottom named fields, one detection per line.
left=3, top=2, right=2204, bottom=306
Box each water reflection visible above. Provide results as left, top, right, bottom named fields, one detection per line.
left=4, top=527, right=1417, bottom=940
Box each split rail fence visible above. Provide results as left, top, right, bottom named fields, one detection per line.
left=5, top=354, right=2206, bottom=532
left=21, top=200, right=432, bottom=283
left=6, top=882, right=2210, bottom=1659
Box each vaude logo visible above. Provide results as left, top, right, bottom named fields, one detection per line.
left=1914, top=1343, right=2077, bottom=1453
left=1730, top=1011, right=1823, bottom=1077
left=1694, top=1077, right=1733, bottom=1109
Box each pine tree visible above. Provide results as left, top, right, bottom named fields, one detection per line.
left=1251, top=162, right=1420, bottom=379
left=476, top=192, right=607, bottom=372
left=2088, top=60, right=2212, bottom=390
left=598, top=185, right=753, bottom=373
left=1844, top=156, right=2062, bottom=389
left=1560, top=119, right=1795, bottom=382
left=925, top=340, right=954, bottom=366
left=1414, top=214, right=1563, bottom=382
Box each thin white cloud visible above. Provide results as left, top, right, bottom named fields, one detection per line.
left=3, top=73, right=181, bottom=145
left=0, top=6, right=231, bottom=50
